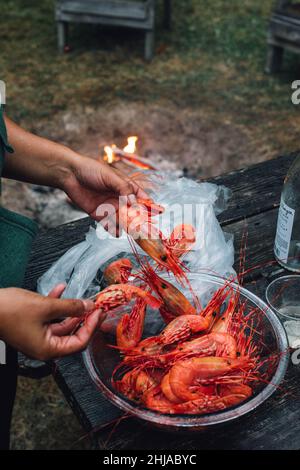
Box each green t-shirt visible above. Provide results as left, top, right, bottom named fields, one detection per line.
left=0, top=107, right=38, bottom=288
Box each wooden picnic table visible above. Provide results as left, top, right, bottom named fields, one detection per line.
left=24, top=153, right=300, bottom=450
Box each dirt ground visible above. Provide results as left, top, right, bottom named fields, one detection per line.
left=11, top=376, right=90, bottom=450
left=2, top=102, right=267, bottom=227
left=53, top=103, right=260, bottom=178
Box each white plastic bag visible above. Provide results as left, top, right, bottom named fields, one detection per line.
left=37, top=172, right=234, bottom=299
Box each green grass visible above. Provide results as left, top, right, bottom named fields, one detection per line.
left=1, top=0, right=300, bottom=156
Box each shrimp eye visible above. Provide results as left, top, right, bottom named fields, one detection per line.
left=161, top=255, right=167, bottom=262
left=236, top=351, right=241, bottom=357
left=161, top=283, right=167, bottom=289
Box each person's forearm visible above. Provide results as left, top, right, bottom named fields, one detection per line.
left=2, top=116, right=78, bottom=189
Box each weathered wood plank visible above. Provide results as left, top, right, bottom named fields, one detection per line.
left=56, top=12, right=153, bottom=30
left=53, top=353, right=121, bottom=433
left=271, top=21, right=300, bottom=46
left=273, top=12, right=300, bottom=27
left=57, top=0, right=148, bottom=20
left=229, top=209, right=279, bottom=281
left=208, top=153, right=295, bottom=226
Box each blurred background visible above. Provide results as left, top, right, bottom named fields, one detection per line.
left=1, top=0, right=300, bottom=449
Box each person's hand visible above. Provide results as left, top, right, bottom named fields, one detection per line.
left=62, top=155, right=148, bottom=224
left=0, top=285, right=100, bottom=361
left=3, top=117, right=148, bottom=222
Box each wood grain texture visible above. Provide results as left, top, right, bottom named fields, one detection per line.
left=207, top=153, right=296, bottom=225
left=23, top=154, right=300, bottom=449
left=53, top=353, right=121, bottom=433
left=57, top=0, right=148, bottom=20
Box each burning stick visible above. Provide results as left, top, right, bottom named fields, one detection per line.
left=103, top=137, right=158, bottom=171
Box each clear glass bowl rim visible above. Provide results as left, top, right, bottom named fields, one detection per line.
left=83, top=272, right=289, bottom=428
left=266, top=275, right=300, bottom=321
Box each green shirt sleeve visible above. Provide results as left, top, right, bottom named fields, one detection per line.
left=0, top=106, right=38, bottom=288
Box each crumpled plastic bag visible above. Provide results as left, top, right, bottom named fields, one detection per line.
left=37, top=172, right=234, bottom=300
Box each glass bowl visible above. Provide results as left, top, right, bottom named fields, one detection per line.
left=83, top=273, right=289, bottom=430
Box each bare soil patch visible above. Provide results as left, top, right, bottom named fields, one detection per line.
left=3, top=102, right=264, bottom=227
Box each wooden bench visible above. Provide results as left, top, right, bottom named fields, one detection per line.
left=55, top=0, right=172, bottom=60
left=266, top=0, right=300, bottom=72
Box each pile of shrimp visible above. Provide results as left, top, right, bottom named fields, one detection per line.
left=91, top=197, right=278, bottom=415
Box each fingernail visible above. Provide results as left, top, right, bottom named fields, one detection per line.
left=89, top=309, right=104, bottom=326
left=98, top=312, right=107, bottom=325
left=57, top=282, right=67, bottom=288
left=128, top=194, right=137, bottom=204
left=82, top=300, right=95, bottom=311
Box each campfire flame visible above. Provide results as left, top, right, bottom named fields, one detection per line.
left=103, top=145, right=115, bottom=164
left=103, top=136, right=138, bottom=164
left=103, top=136, right=157, bottom=171
left=123, top=136, right=138, bottom=154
